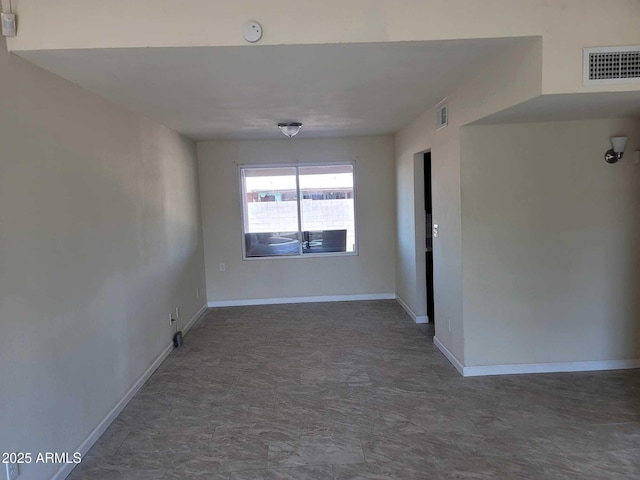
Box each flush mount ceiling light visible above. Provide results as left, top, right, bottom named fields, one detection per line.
left=278, top=122, right=302, bottom=138
left=605, top=136, right=628, bottom=164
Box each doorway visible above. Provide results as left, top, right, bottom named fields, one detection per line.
left=424, top=152, right=435, bottom=323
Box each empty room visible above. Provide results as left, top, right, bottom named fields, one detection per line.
left=1, top=1, right=640, bottom=479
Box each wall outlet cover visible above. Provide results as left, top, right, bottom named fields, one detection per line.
left=6, top=462, right=19, bottom=480
left=1, top=13, right=17, bottom=37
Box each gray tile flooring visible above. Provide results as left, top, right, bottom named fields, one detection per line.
left=69, top=300, right=640, bottom=479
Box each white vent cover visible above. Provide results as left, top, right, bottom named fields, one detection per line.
left=436, top=102, right=448, bottom=130
left=584, top=46, right=640, bottom=85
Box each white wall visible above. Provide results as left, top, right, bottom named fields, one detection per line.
left=0, top=40, right=206, bottom=480
left=395, top=39, right=543, bottom=363
left=461, top=119, right=640, bottom=366
left=7, top=1, right=640, bottom=95
left=198, top=136, right=395, bottom=302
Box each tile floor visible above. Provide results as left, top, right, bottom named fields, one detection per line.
left=69, top=300, right=640, bottom=479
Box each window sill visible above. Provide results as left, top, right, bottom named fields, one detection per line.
left=242, top=251, right=359, bottom=261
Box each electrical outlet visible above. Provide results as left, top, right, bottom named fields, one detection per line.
left=219, top=263, right=226, bottom=272
left=6, top=462, right=19, bottom=480
left=169, top=314, right=174, bottom=326
left=175, top=306, right=180, bottom=320
left=1, top=13, right=17, bottom=37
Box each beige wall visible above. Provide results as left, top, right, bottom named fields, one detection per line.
left=395, top=39, right=543, bottom=362
left=198, top=136, right=396, bottom=303
left=461, top=119, right=640, bottom=366
left=0, top=41, right=206, bottom=480
left=7, top=1, right=640, bottom=95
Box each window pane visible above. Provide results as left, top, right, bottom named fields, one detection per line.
left=244, top=231, right=300, bottom=257
left=243, top=167, right=300, bottom=257
left=299, top=165, right=355, bottom=254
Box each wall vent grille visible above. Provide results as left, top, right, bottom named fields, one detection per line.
left=584, top=46, right=640, bottom=85
left=436, top=102, right=448, bottom=130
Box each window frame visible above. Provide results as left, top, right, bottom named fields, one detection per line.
left=238, top=161, right=358, bottom=261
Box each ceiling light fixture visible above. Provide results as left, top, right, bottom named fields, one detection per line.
left=605, top=136, right=628, bottom=164
left=278, top=122, right=302, bottom=138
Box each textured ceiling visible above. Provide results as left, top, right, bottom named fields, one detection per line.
left=19, top=38, right=524, bottom=140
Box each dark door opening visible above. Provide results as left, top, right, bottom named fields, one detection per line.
left=424, top=152, right=435, bottom=323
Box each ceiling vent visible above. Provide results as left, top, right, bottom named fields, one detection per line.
left=436, top=101, right=448, bottom=130
left=583, top=46, right=640, bottom=85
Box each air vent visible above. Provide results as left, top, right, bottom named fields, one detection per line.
left=584, top=46, right=640, bottom=85
left=436, top=101, right=448, bottom=130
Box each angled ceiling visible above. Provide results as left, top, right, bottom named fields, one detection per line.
left=18, top=38, right=527, bottom=140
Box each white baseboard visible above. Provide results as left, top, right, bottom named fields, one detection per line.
left=433, top=336, right=465, bottom=376
left=463, top=358, right=640, bottom=377
left=395, top=295, right=429, bottom=324
left=207, top=293, right=395, bottom=308
left=433, top=335, right=640, bottom=377
left=51, top=343, right=173, bottom=480
left=181, top=302, right=208, bottom=334
left=52, top=303, right=207, bottom=480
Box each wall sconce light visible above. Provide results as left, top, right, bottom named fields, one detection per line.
left=604, top=136, right=627, bottom=164
left=278, top=122, right=302, bottom=138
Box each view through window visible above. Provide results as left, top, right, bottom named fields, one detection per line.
left=241, top=164, right=356, bottom=258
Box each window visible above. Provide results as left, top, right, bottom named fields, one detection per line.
left=240, top=163, right=356, bottom=258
